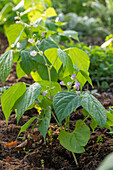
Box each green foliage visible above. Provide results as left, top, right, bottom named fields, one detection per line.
left=38, top=108, right=51, bottom=141
left=18, top=116, right=38, bottom=137
left=53, top=92, right=81, bottom=123
left=1, top=83, right=26, bottom=124
left=0, top=50, right=13, bottom=84
left=0, top=0, right=111, bottom=165
left=81, top=94, right=107, bottom=127
left=59, top=120, right=90, bottom=153
left=66, top=40, right=113, bottom=86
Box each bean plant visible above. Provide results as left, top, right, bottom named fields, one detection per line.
left=0, top=0, right=112, bottom=165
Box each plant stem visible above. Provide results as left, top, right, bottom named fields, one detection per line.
left=83, top=115, right=90, bottom=123
left=51, top=111, right=61, bottom=127
left=34, top=44, right=52, bottom=95
left=72, top=152, right=78, bottom=166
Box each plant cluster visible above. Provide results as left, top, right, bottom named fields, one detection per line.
left=0, top=0, right=113, bottom=165
left=64, top=38, right=113, bottom=89
left=52, top=0, right=113, bottom=38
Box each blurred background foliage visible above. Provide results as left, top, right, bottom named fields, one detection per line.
left=0, top=0, right=113, bottom=89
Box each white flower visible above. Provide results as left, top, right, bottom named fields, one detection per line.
left=28, top=38, right=34, bottom=43
left=60, top=81, right=64, bottom=85
left=36, top=40, right=40, bottom=45
left=67, top=82, right=71, bottom=86
left=30, top=50, right=37, bottom=56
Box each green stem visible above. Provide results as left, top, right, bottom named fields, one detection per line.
left=49, top=55, right=58, bottom=71
left=34, top=44, right=52, bottom=95
left=72, top=152, right=78, bottom=166
left=83, top=115, right=90, bottom=123
left=51, top=111, right=61, bottom=128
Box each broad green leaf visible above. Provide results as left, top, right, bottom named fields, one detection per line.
left=60, top=30, right=79, bottom=41
left=38, top=80, right=61, bottom=96
left=5, top=24, right=26, bottom=46
left=31, top=71, right=42, bottom=81
left=0, top=3, right=13, bottom=23
left=38, top=108, right=51, bottom=141
left=12, top=27, right=25, bottom=48
left=28, top=10, right=42, bottom=22
left=0, top=50, right=13, bottom=84
left=45, top=7, right=57, bottom=18
left=18, top=116, right=38, bottom=137
left=17, top=83, right=41, bottom=123
left=16, top=40, right=27, bottom=50
left=36, top=64, right=58, bottom=81
left=44, top=48, right=62, bottom=73
left=76, top=71, right=88, bottom=88
left=45, top=20, right=57, bottom=32
left=59, top=120, right=90, bottom=153
left=44, top=0, right=52, bottom=6
left=79, top=70, right=93, bottom=87
left=1, top=83, right=26, bottom=124
left=24, top=0, right=40, bottom=9
left=16, top=61, right=26, bottom=79
left=90, top=119, right=98, bottom=132
left=67, top=47, right=90, bottom=71
left=58, top=48, right=73, bottom=75
left=39, top=38, right=58, bottom=52
left=81, top=94, right=107, bottom=127
left=53, top=91, right=81, bottom=123
left=20, top=49, right=36, bottom=75
left=106, top=111, right=113, bottom=126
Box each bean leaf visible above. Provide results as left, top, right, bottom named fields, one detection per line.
left=53, top=91, right=81, bottom=123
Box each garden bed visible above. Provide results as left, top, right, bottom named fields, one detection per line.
left=0, top=32, right=113, bottom=170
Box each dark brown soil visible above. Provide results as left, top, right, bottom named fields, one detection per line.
left=0, top=31, right=113, bottom=170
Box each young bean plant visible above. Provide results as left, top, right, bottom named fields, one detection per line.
left=0, top=0, right=111, bottom=165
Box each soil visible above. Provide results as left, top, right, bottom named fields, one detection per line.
left=0, top=31, right=113, bottom=170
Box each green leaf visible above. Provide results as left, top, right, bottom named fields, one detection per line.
left=45, top=7, right=57, bottom=18
left=36, top=64, right=58, bottom=81
left=81, top=94, right=107, bottom=127
left=28, top=10, right=42, bottom=22
left=53, top=91, right=81, bottom=123
left=67, top=47, right=90, bottom=71
left=16, top=40, right=27, bottom=50
left=17, top=83, right=41, bottom=123
left=90, top=119, right=98, bottom=132
left=76, top=71, right=88, bottom=88
left=79, top=70, right=93, bottom=87
left=37, top=80, right=61, bottom=97
left=1, top=83, right=26, bottom=124
left=58, top=48, right=73, bottom=75
left=16, top=61, right=26, bottom=79
left=59, top=120, right=90, bottom=153
left=0, top=50, right=13, bottom=84
left=38, top=108, right=51, bottom=141
left=24, top=0, right=44, bottom=10
left=39, top=38, right=58, bottom=52
left=44, top=48, right=62, bottom=73
left=0, top=3, right=13, bottom=23
left=60, top=30, right=79, bottom=41
left=106, top=111, right=113, bottom=126
left=12, top=27, right=25, bottom=48
left=18, top=116, right=38, bottom=137
left=5, top=24, right=26, bottom=46
left=20, top=49, right=36, bottom=75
